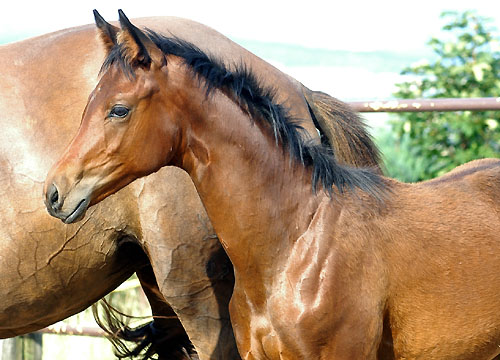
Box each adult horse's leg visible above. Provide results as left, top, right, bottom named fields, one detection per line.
left=136, top=167, right=239, bottom=360
left=137, top=266, right=197, bottom=359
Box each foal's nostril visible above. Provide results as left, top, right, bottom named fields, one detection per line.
left=50, top=188, right=59, bottom=205
left=47, top=184, right=60, bottom=210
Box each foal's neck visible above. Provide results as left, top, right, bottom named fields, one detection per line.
left=174, top=76, right=323, bottom=273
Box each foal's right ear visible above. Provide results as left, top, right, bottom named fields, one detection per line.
left=93, top=10, right=119, bottom=53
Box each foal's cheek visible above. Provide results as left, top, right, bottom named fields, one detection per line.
left=102, top=118, right=132, bottom=154
left=102, top=127, right=122, bottom=154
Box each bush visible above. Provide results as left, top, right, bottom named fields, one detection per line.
left=386, top=11, right=500, bottom=181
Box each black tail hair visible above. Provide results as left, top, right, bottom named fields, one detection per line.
left=92, top=299, right=196, bottom=359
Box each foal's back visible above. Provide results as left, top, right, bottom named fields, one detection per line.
left=380, top=158, right=500, bottom=359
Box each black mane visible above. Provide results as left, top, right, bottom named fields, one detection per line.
left=103, top=31, right=385, bottom=199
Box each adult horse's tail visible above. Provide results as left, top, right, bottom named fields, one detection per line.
left=302, top=87, right=383, bottom=172
left=92, top=300, right=197, bottom=360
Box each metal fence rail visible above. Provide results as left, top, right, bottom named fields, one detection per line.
left=36, top=324, right=105, bottom=338
left=348, top=97, right=500, bottom=112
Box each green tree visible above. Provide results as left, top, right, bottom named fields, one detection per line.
left=387, top=11, right=500, bottom=181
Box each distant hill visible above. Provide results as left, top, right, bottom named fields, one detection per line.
left=235, top=39, right=430, bottom=74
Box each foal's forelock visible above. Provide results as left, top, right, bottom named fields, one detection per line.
left=101, top=45, right=137, bottom=79
left=103, top=30, right=386, bottom=200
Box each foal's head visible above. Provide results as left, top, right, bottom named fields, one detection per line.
left=44, top=10, right=385, bottom=224
left=44, top=10, right=183, bottom=223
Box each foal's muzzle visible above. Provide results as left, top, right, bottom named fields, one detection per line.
left=44, top=183, right=90, bottom=224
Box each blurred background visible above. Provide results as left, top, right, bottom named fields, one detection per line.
left=1, top=1, right=500, bottom=358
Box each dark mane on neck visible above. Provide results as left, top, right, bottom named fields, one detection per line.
left=102, top=30, right=385, bottom=199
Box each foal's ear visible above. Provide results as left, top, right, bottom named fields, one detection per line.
left=117, top=9, right=165, bottom=68
left=93, top=10, right=119, bottom=53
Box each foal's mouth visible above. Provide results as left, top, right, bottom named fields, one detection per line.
left=63, top=198, right=90, bottom=224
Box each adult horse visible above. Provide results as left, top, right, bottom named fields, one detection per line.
left=1, top=12, right=380, bottom=359
left=45, top=11, right=500, bottom=359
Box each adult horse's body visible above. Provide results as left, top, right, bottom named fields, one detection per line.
left=2, top=13, right=380, bottom=359
left=45, top=12, right=500, bottom=359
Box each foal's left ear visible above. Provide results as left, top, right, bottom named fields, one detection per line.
left=93, top=10, right=119, bottom=53
left=117, top=9, right=166, bottom=68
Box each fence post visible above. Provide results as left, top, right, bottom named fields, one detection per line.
left=1, top=334, right=42, bottom=360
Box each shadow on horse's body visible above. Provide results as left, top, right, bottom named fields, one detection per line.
left=1, top=13, right=380, bottom=359
left=44, top=11, right=500, bottom=359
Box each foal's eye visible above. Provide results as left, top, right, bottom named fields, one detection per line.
left=108, top=105, right=130, bottom=119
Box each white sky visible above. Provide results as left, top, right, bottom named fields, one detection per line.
left=1, top=0, right=500, bottom=52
